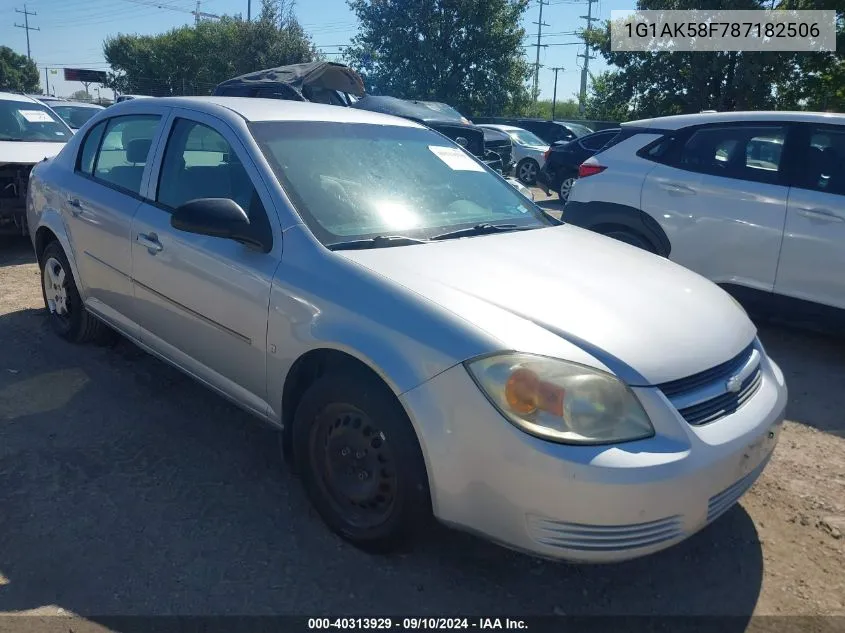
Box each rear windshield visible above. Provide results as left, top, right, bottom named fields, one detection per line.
left=50, top=105, right=102, bottom=130
left=0, top=99, right=72, bottom=142
left=250, top=121, right=554, bottom=245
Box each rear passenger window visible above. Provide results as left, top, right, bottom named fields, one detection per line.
left=795, top=126, right=845, bottom=195
left=76, top=121, right=106, bottom=175
left=677, top=126, right=787, bottom=184
left=93, top=115, right=160, bottom=195
left=156, top=119, right=271, bottom=243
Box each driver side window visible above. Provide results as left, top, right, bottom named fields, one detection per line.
left=156, top=118, right=272, bottom=244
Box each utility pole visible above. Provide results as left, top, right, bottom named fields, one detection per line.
left=550, top=67, right=564, bottom=120
left=531, top=0, right=549, bottom=101
left=14, top=5, right=40, bottom=61
left=191, top=0, right=220, bottom=24
left=247, top=0, right=251, bottom=20
left=44, top=67, right=50, bottom=95
left=578, top=0, right=598, bottom=115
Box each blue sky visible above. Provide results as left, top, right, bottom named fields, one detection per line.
left=1, top=0, right=633, bottom=104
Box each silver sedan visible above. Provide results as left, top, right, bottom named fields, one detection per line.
left=27, top=97, right=787, bottom=562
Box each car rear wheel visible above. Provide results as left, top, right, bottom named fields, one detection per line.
left=558, top=177, right=576, bottom=202
left=40, top=241, right=111, bottom=343
left=292, top=372, right=432, bottom=553
left=516, top=159, right=539, bottom=185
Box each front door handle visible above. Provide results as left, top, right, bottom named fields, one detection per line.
left=659, top=181, right=696, bottom=196
left=137, top=232, right=164, bottom=253
left=797, top=207, right=844, bottom=223
left=67, top=197, right=83, bottom=216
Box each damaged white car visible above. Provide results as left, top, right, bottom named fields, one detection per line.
left=0, top=92, right=73, bottom=236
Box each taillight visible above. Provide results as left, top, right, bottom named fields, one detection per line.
left=578, top=163, right=607, bottom=178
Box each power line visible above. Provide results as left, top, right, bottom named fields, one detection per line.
left=577, top=0, right=598, bottom=115
left=531, top=0, right=550, bottom=100
left=14, top=5, right=40, bottom=61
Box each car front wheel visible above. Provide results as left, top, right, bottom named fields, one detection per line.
left=292, top=372, right=432, bottom=552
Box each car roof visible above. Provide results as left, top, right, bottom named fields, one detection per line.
left=53, top=101, right=105, bottom=108
left=109, top=95, right=425, bottom=128
left=0, top=92, right=43, bottom=104
left=625, top=111, right=845, bottom=130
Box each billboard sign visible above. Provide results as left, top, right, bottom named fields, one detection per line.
left=64, top=68, right=108, bottom=83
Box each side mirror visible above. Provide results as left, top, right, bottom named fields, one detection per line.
left=171, top=198, right=268, bottom=252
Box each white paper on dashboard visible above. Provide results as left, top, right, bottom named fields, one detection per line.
left=428, top=145, right=485, bottom=172
left=19, top=110, right=54, bottom=123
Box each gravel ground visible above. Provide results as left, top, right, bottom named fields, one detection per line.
left=1, top=230, right=844, bottom=624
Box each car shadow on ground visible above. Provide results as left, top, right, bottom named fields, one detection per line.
left=757, top=324, right=845, bottom=438
left=0, top=236, right=36, bottom=268
left=0, top=307, right=765, bottom=622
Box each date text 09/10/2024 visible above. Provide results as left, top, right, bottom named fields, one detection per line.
left=307, top=618, right=528, bottom=630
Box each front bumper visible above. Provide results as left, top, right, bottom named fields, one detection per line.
left=400, top=353, right=787, bottom=563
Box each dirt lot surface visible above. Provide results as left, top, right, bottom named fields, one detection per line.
left=1, top=229, right=844, bottom=625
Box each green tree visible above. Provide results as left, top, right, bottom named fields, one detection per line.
left=587, top=0, right=801, bottom=118
left=505, top=98, right=581, bottom=119
left=70, top=89, right=91, bottom=101
left=773, top=0, right=845, bottom=111
left=344, top=0, right=532, bottom=117
left=583, top=71, right=631, bottom=122
left=103, top=0, right=318, bottom=97
left=0, top=46, right=39, bottom=93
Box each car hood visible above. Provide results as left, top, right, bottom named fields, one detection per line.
left=0, top=141, right=65, bottom=165
left=337, top=225, right=756, bottom=386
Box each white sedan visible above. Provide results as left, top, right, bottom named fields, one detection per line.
left=479, top=123, right=550, bottom=185
left=27, top=96, right=786, bottom=563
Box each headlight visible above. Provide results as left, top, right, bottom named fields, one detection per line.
left=465, top=353, right=655, bottom=445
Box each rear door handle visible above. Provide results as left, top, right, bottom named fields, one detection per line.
left=797, top=208, right=844, bottom=223
left=137, top=232, right=163, bottom=253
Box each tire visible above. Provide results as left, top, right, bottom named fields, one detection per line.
left=558, top=176, right=576, bottom=202
left=516, top=158, right=539, bottom=185
left=40, top=241, right=110, bottom=343
left=603, top=229, right=657, bottom=254
left=292, top=371, right=432, bottom=553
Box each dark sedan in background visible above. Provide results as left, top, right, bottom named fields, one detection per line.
left=473, top=117, right=592, bottom=145
left=537, top=128, right=620, bottom=201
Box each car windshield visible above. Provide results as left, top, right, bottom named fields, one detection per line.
left=50, top=104, right=102, bottom=130
left=507, top=129, right=547, bottom=147
left=0, top=100, right=72, bottom=142
left=562, top=123, right=592, bottom=137
left=251, top=121, right=554, bottom=245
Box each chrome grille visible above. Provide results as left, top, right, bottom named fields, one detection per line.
left=658, top=343, right=763, bottom=426
left=707, top=455, right=770, bottom=523
left=526, top=515, right=684, bottom=552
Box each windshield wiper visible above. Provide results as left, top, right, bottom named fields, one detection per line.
left=430, top=223, right=536, bottom=241
left=327, top=235, right=431, bottom=251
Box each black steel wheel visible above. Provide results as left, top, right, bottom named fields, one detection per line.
left=292, top=372, right=431, bottom=552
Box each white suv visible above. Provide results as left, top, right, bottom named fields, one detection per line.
left=564, top=111, right=845, bottom=319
